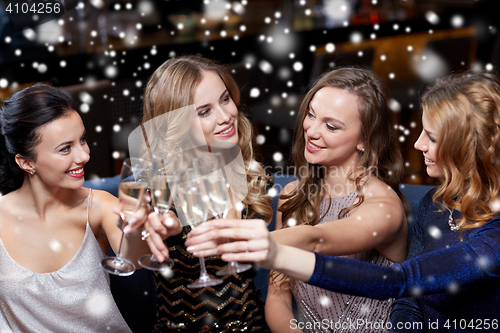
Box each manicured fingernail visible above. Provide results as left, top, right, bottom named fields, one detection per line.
left=123, top=225, right=132, bottom=235
left=186, top=246, right=194, bottom=252
left=184, top=240, right=191, bottom=246
left=128, top=218, right=137, bottom=225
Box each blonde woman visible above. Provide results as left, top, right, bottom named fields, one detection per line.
left=136, top=55, right=273, bottom=332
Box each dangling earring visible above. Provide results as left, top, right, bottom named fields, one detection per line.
left=30, top=170, right=35, bottom=175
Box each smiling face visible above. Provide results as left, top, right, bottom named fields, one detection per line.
left=414, top=112, right=443, bottom=178
left=29, top=110, right=90, bottom=188
left=192, top=70, right=239, bottom=147
left=302, top=87, right=364, bottom=169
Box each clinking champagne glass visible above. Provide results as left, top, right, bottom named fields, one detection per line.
left=195, top=153, right=252, bottom=276
left=102, top=157, right=150, bottom=276
left=138, top=155, right=179, bottom=271
left=178, top=166, right=223, bottom=288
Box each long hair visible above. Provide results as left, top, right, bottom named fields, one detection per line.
left=422, top=70, right=500, bottom=237
left=142, top=55, right=272, bottom=222
left=0, top=83, right=75, bottom=194
left=279, top=67, right=408, bottom=228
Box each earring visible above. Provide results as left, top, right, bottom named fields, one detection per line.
left=30, top=170, right=35, bottom=175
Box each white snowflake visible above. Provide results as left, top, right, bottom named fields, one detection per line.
left=319, top=295, right=331, bottom=307
left=86, top=291, right=111, bottom=317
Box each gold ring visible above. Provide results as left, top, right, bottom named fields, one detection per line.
left=141, top=230, right=150, bottom=241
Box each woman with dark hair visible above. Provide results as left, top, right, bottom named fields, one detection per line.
left=131, top=55, right=273, bottom=332
left=0, top=84, right=148, bottom=332
left=186, top=70, right=500, bottom=331
left=253, top=67, right=408, bottom=332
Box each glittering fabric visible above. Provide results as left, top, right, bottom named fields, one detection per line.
left=0, top=189, right=131, bottom=332
left=153, top=204, right=270, bottom=332
left=308, top=189, right=500, bottom=333
left=292, top=191, right=393, bottom=333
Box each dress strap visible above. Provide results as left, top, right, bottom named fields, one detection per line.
left=86, top=188, right=92, bottom=224
left=360, top=173, right=373, bottom=189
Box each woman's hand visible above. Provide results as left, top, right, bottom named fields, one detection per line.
left=142, top=211, right=182, bottom=262
left=186, top=219, right=317, bottom=281
left=185, top=219, right=279, bottom=270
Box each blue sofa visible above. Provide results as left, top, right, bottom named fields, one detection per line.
left=84, top=175, right=434, bottom=333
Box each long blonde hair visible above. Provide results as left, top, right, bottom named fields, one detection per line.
left=422, top=70, right=500, bottom=236
left=142, top=55, right=272, bottom=222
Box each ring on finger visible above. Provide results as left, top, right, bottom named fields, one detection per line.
left=141, top=230, right=150, bottom=241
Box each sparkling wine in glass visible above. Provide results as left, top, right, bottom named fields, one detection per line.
left=195, top=153, right=252, bottom=276
left=101, top=158, right=150, bottom=276
left=139, top=156, right=179, bottom=270
left=178, top=166, right=223, bottom=288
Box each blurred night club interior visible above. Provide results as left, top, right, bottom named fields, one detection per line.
left=1, top=0, right=498, bottom=185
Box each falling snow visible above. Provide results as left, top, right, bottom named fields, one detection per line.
left=268, top=187, right=278, bottom=197
left=428, top=225, right=442, bottom=239
left=319, top=295, right=330, bottom=307
left=86, top=291, right=111, bottom=317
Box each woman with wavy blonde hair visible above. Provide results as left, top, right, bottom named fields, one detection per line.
left=138, top=55, right=272, bottom=332
left=185, top=69, right=500, bottom=330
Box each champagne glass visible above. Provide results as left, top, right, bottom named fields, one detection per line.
left=139, top=155, right=178, bottom=270
left=102, top=157, right=150, bottom=276
left=178, top=166, right=223, bottom=288
left=195, top=153, right=252, bottom=276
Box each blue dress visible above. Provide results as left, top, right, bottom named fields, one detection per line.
left=307, top=189, right=500, bottom=332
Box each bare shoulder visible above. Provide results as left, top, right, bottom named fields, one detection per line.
left=358, top=177, right=406, bottom=226
left=86, top=188, right=118, bottom=218
left=362, top=177, right=402, bottom=205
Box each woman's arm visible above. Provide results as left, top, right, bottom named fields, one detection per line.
left=187, top=217, right=500, bottom=299
left=94, top=190, right=152, bottom=266
left=265, top=211, right=303, bottom=333
left=271, top=179, right=407, bottom=262
left=265, top=275, right=302, bottom=333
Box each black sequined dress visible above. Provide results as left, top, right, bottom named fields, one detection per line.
left=153, top=205, right=270, bottom=332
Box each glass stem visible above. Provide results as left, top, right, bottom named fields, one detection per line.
left=113, top=231, right=126, bottom=264
left=199, top=258, right=210, bottom=280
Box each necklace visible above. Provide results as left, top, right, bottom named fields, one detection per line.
left=448, top=210, right=460, bottom=231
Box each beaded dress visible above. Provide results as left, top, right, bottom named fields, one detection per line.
left=292, top=190, right=394, bottom=333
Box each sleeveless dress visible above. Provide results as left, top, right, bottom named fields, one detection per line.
left=292, top=190, right=394, bottom=333
left=153, top=204, right=270, bottom=332
left=0, top=189, right=131, bottom=333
